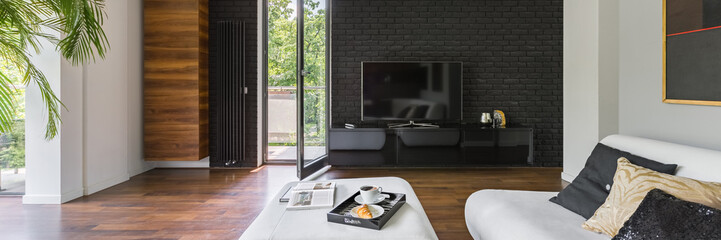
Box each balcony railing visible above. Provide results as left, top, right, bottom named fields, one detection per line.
left=267, top=86, right=326, bottom=146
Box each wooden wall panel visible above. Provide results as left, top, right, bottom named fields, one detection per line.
left=144, top=0, right=209, bottom=161
left=198, top=0, right=209, bottom=159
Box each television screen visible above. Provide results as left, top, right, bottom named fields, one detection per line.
left=362, top=62, right=463, bottom=121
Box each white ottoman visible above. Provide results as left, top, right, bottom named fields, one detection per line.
left=241, top=177, right=438, bottom=240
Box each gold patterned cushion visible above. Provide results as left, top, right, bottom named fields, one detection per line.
left=582, top=157, right=721, bottom=237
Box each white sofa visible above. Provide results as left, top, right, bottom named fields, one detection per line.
left=465, top=135, right=721, bottom=240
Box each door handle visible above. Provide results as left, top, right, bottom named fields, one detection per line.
left=300, top=70, right=310, bottom=77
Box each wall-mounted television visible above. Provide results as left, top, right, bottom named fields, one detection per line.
left=362, top=62, right=463, bottom=121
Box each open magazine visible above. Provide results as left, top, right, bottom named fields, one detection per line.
left=285, top=182, right=336, bottom=209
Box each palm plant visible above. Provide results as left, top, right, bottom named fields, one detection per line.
left=0, top=0, right=108, bottom=139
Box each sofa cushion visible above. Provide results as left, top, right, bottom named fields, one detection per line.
left=583, top=158, right=721, bottom=237
left=465, top=190, right=609, bottom=240
left=600, top=135, right=721, bottom=183
left=550, top=143, right=677, bottom=219
left=613, top=189, right=721, bottom=240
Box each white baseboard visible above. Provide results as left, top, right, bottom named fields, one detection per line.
left=61, top=188, right=84, bottom=203
left=22, top=187, right=83, bottom=204
left=128, top=162, right=155, bottom=177
left=152, top=156, right=210, bottom=168
left=561, top=171, right=577, bottom=182
left=23, top=194, right=61, bottom=204
left=84, top=173, right=130, bottom=195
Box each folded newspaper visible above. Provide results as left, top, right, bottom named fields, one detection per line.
left=286, top=182, right=336, bottom=209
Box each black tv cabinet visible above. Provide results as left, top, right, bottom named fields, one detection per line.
left=328, top=125, right=533, bottom=167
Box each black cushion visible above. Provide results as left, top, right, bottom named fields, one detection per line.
left=549, top=143, right=677, bottom=219
left=613, top=189, right=721, bottom=240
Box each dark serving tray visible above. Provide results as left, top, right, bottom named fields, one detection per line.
left=327, top=191, right=406, bottom=230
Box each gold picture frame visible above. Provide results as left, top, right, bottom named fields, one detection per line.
left=662, top=0, right=721, bottom=107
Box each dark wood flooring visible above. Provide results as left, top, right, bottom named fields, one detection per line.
left=0, top=166, right=562, bottom=240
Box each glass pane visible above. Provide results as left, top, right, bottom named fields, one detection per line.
left=302, top=0, right=326, bottom=162
left=0, top=120, right=25, bottom=195
left=267, top=0, right=298, bottom=161
left=0, top=59, right=25, bottom=195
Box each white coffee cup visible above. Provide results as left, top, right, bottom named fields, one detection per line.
left=359, top=185, right=383, bottom=203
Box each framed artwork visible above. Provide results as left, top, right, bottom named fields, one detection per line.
left=663, top=0, right=721, bottom=106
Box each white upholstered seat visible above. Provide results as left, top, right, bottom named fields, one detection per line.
left=465, top=135, right=721, bottom=240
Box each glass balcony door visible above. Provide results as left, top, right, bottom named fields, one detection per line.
left=265, top=0, right=328, bottom=179
left=266, top=0, right=299, bottom=162
left=296, top=0, right=328, bottom=179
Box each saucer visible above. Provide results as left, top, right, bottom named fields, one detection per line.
left=349, top=204, right=385, bottom=219
left=354, top=194, right=389, bottom=204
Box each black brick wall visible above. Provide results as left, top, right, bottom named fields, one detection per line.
left=207, top=0, right=563, bottom=167
left=331, top=0, right=563, bottom=166
left=209, top=0, right=258, bottom=167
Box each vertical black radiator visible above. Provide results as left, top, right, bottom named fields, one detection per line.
left=214, top=21, right=246, bottom=167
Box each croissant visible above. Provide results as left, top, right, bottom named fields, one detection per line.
left=356, top=204, right=373, bottom=219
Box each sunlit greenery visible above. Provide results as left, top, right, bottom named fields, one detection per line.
left=0, top=59, right=25, bottom=120
left=0, top=120, right=24, bottom=173
left=268, top=0, right=326, bottom=146
left=0, top=60, right=24, bottom=173
left=268, top=0, right=297, bottom=87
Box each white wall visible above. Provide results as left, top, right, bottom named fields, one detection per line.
left=563, top=0, right=599, bottom=180
left=127, top=0, right=154, bottom=176
left=24, top=35, right=74, bottom=204
left=83, top=0, right=131, bottom=195
left=563, top=0, right=721, bottom=181
left=598, top=0, right=620, bottom=139
left=24, top=0, right=153, bottom=203
left=59, top=60, right=86, bottom=201
left=618, top=0, right=721, bottom=151
left=562, top=0, right=620, bottom=181
left=25, top=33, right=87, bottom=203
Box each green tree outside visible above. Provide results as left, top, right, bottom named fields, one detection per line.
left=0, top=120, right=24, bottom=173
left=0, top=59, right=25, bottom=174
left=268, top=0, right=326, bottom=146
left=268, top=0, right=298, bottom=87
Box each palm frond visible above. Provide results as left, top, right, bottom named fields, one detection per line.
left=0, top=72, right=19, bottom=133
left=25, top=63, right=63, bottom=139
left=0, top=0, right=108, bottom=139
left=51, top=0, right=109, bottom=65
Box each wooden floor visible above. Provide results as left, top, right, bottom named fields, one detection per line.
left=0, top=166, right=562, bottom=240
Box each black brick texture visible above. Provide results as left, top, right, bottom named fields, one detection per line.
left=209, top=0, right=258, bottom=167
left=207, top=0, right=563, bottom=167
left=331, top=0, right=563, bottom=166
